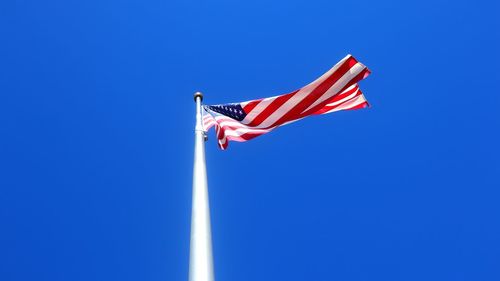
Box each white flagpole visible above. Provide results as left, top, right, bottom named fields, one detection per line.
left=189, top=92, right=215, bottom=281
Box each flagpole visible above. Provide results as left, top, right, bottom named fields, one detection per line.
left=189, top=92, right=215, bottom=281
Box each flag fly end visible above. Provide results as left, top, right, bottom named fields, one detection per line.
left=200, top=54, right=371, bottom=150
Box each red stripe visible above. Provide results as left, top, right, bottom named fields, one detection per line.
left=227, top=131, right=266, bottom=141
left=347, top=101, right=369, bottom=110
left=220, top=131, right=267, bottom=150
left=209, top=115, right=267, bottom=129
left=299, top=67, right=370, bottom=118
left=215, top=125, right=224, bottom=140
left=243, top=100, right=261, bottom=113
left=311, top=86, right=361, bottom=115
left=216, top=123, right=267, bottom=132
left=327, top=84, right=359, bottom=103
left=216, top=121, right=270, bottom=136
left=217, top=127, right=267, bottom=150
left=247, top=90, right=298, bottom=127
left=314, top=95, right=364, bottom=115
left=219, top=140, right=227, bottom=150
left=216, top=120, right=269, bottom=140
left=318, top=94, right=368, bottom=114
left=269, top=56, right=359, bottom=128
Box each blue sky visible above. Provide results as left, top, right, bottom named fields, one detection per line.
left=1, top=0, right=499, bottom=280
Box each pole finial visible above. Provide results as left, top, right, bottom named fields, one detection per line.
left=194, top=92, right=203, bottom=102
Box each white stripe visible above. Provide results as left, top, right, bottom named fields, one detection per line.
left=213, top=118, right=254, bottom=129
left=324, top=87, right=360, bottom=108
left=203, top=121, right=216, bottom=131
left=323, top=84, right=359, bottom=106
left=202, top=111, right=216, bottom=130
left=301, top=63, right=366, bottom=114
left=256, top=55, right=354, bottom=129
left=222, top=127, right=270, bottom=137
left=224, top=131, right=268, bottom=144
left=240, top=96, right=278, bottom=124
left=219, top=124, right=269, bottom=134
left=206, top=112, right=269, bottom=130
left=216, top=123, right=272, bottom=146
left=207, top=109, right=271, bottom=147
left=322, top=95, right=367, bottom=114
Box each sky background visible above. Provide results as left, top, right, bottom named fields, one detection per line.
left=1, top=0, right=499, bottom=280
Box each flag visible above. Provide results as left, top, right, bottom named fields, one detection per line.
left=202, top=54, right=371, bottom=150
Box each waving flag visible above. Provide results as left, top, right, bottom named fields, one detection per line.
left=202, top=54, right=371, bottom=150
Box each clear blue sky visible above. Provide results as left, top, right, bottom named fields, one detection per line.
left=1, top=0, right=499, bottom=280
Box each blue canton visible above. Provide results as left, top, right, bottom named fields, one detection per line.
left=205, top=104, right=247, bottom=121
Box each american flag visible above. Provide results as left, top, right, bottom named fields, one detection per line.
left=202, top=54, right=371, bottom=150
